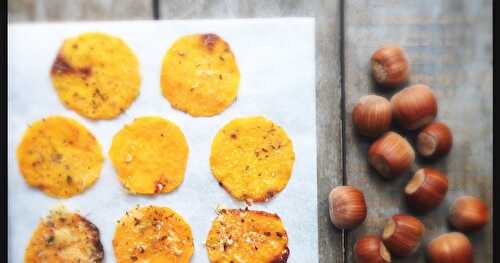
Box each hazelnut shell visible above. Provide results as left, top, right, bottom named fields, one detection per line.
left=405, top=168, right=448, bottom=212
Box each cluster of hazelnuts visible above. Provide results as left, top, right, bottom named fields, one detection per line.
left=328, top=45, right=489, bottom=263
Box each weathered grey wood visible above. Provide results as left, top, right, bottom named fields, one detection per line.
left=344, top=0, right=492, bottom=262
left=8, top=0, right=153, bottom=22
left=160, top=0, right=345, bottom=261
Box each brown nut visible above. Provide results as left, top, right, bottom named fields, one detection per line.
left=417, top=122, right=453, bottom=159
left=328, top=186, right=367, bottom=230
left=355, top=235, right=391, bottom=263
left=368, top=131, right=415, bottom=178
left=352, top=95, right=392, bottom=138
left=426, top=232, right=473, bottom=263
left=382, top=214, right=425, bottom=257
left=449, top=196, right=489, bottom=232
left=371, top=45, right=410, bottom=87
left=391, top=84, right=438, bottom=130
left=405, top=168, right=448, bottom=212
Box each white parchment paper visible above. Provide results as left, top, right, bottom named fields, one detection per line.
left=8, top=18, right=317, bottom=262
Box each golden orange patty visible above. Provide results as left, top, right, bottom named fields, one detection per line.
left=17, top=116, right=104, bottom=198
left=109, top=116, right=189, bottom=194
left=160, top=33, right=240, bottom=116
left=210, top=116, right=295, bottom=203
left=113, top=205, right=194, bottom=263
left=206, top=208, right=289, bottom=263
left=51, top=32, right=141, bottom=119
left=25, top=206, right=104, bottom=263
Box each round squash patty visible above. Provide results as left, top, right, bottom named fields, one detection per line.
left=51, top=32, right=141, bottom=120
left=160, top=33, right=240, bottom=116
left=113, top=205, right=194, bottom=263
left=25, top=206, right=104, bottom=263
left=109, top=116, right=189, bottom=194
left=17, top=116, right=104, bottom=198
left=210, top=116, right=295, bottom=203
left=206, top=208, right=289, bottom=263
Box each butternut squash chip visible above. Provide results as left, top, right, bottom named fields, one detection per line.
left=109, top=116, right=189, bottom=194
left=206, top=208, right=289, bottom=263
left=25, top=205, right=104, bottom=263
left=113, top=205, right=194, bottom=263
left=50, top=32, right=141, bottom=120
left=210, top=116, right=295, bottom=203
left=17, top=116, right=104, bottom=198
left=160, top=33, right=240, bottom=116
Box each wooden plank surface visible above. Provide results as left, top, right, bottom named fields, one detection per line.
left=158, top=1, right=345, bottom=261
left=8, top=0, right=345, bottom=261
left=344, top=0, right=493, bottom=262
left=7, top=0, right=153, bottom=22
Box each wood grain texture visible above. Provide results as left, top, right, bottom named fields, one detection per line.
left=344, top=0, right=492, bottom=262
left=8, top=0, right=153, bottom=22
left=159, top=1, right=345, bottom=261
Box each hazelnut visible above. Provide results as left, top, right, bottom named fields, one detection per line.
left=449, top=196, right=489, bottom=232
left=371, top=45, right=410, bottom=87
left=355, top=235, right=391, bottom=263
left=426, top=232, right=473, bottom=263
left=352, top=95, right=392, bottom=138
left=382, top=214, right=425, bottom=257
left=391, top=84, right=438, bottom=130
left=368, top=132, right=415, bottom=178
left=417, top=122, right=453, bottom=159
left=328, top=186, right=367, bottom=230
left=405, top=168, right=448, bottom=212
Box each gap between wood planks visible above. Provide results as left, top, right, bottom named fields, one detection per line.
left=153, top=0, right=160, bottom=20
left=339, top=0, right=347, bottom=262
